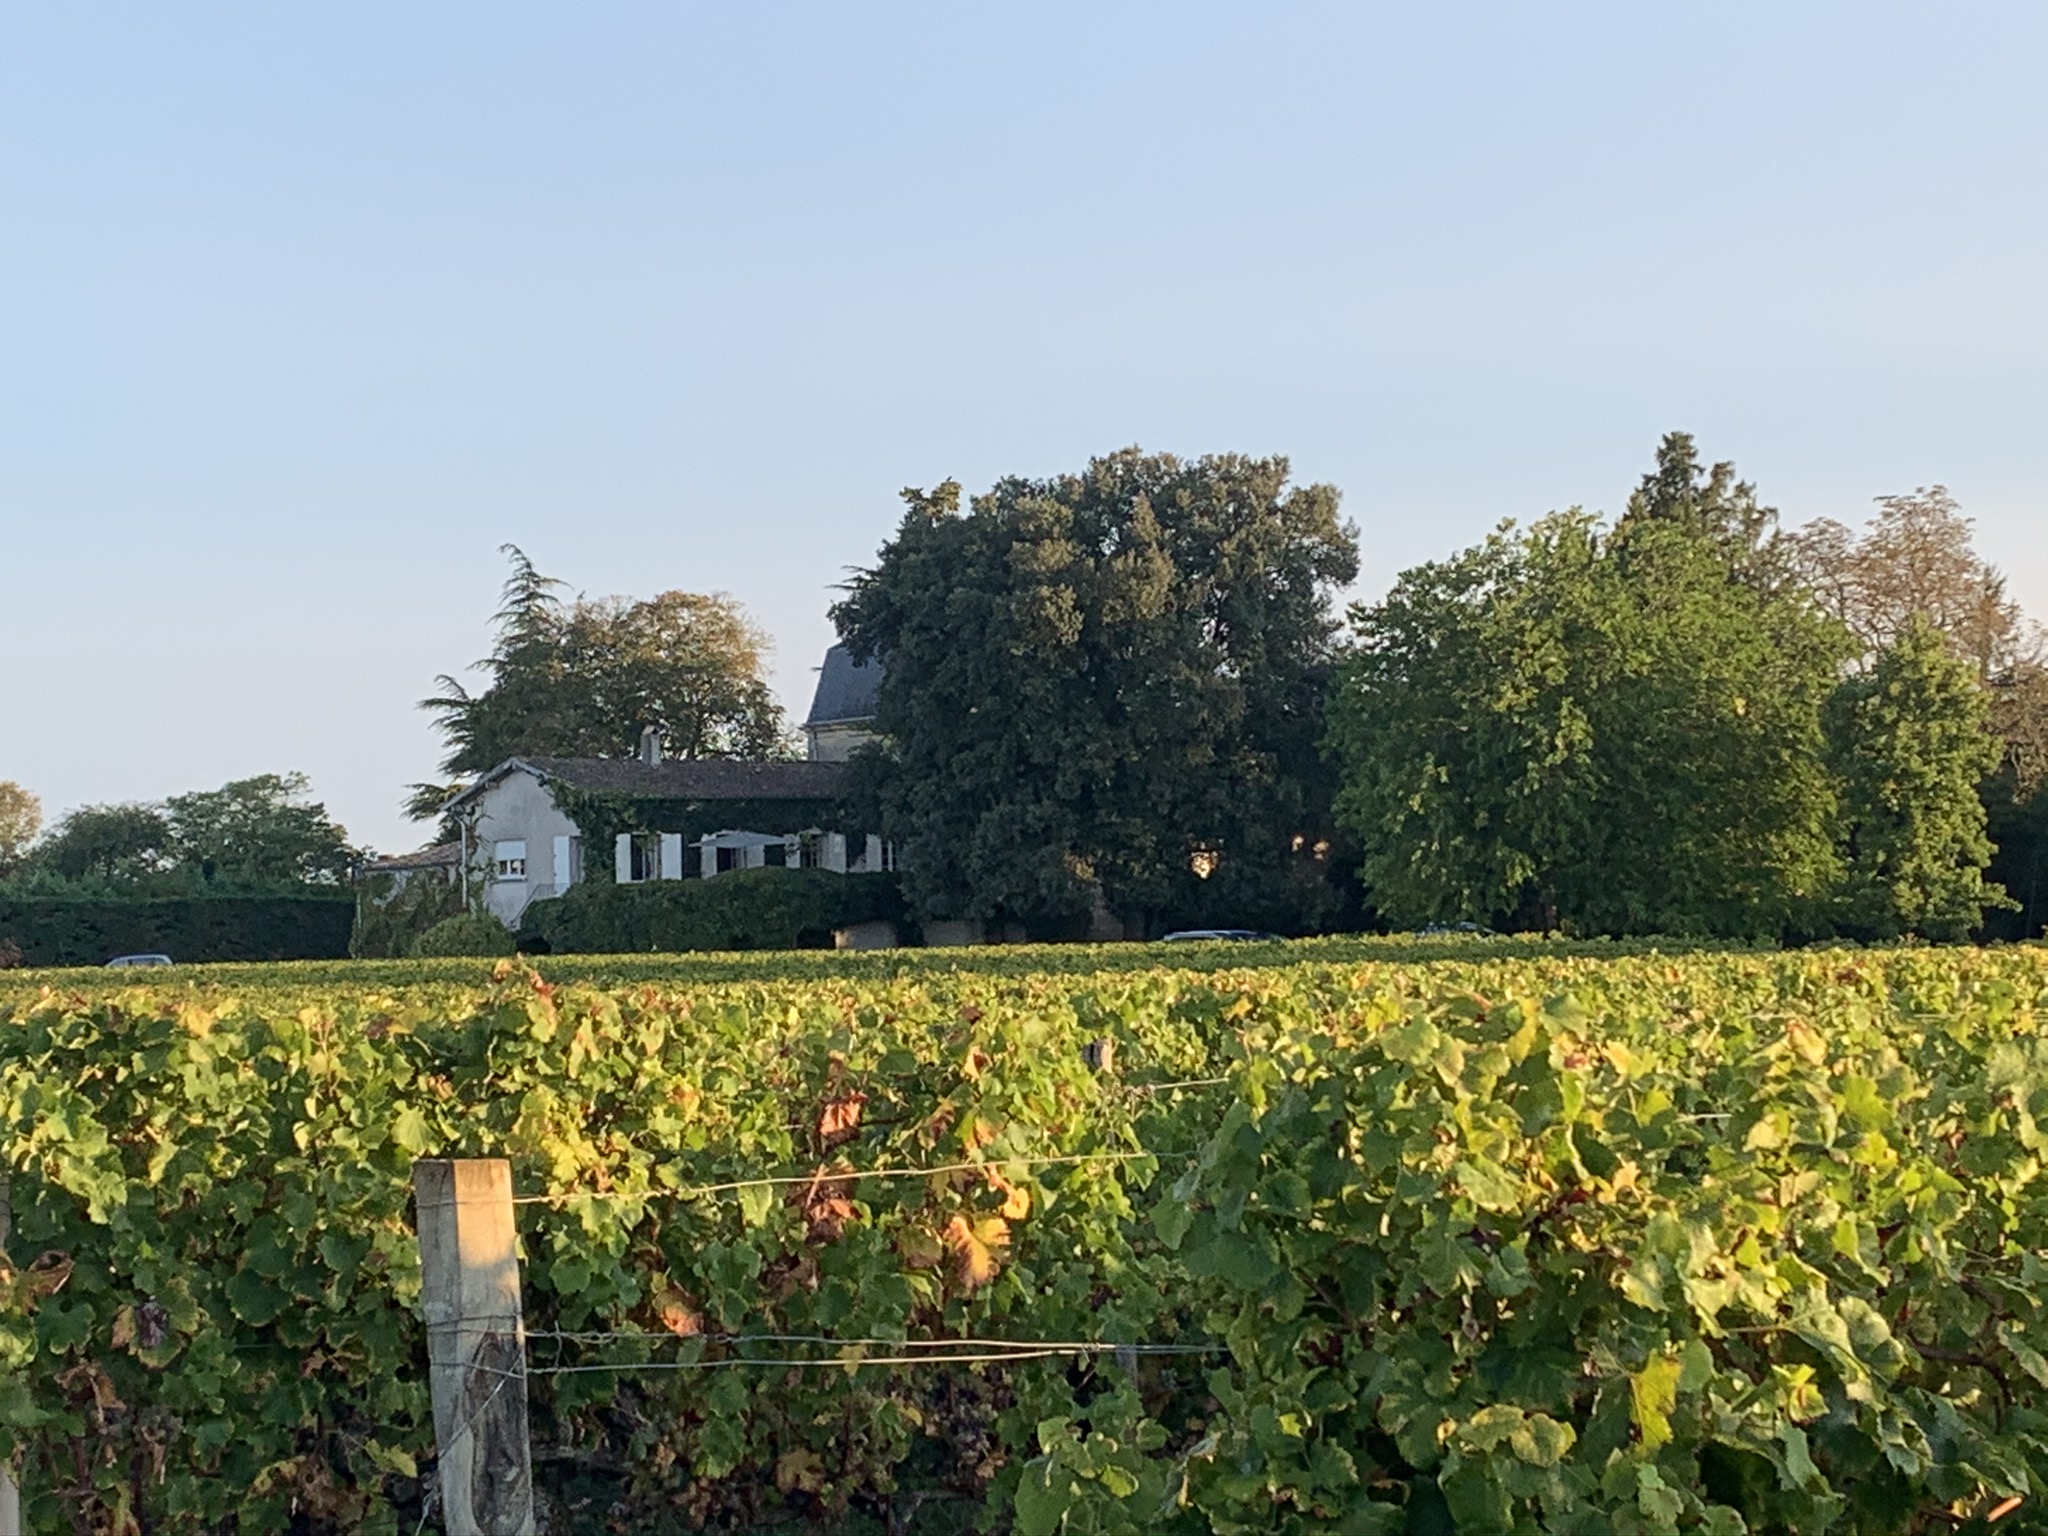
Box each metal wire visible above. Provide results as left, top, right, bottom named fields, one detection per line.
left=500, top=1150, right=1160, bottom=1207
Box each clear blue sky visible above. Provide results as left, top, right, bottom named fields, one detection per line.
left=5, top=3, right=2045, bottom=855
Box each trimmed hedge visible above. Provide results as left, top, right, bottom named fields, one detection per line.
left=518, top=869, right=905, bottom=954
left=0, top=895, right=356, bottom=968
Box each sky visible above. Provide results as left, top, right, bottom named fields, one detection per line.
left=4, top=3, right=2045, bottom=855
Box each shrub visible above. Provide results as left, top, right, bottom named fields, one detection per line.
left=518, top=869, right=905, bottom=954
left=410, top=912, right=516, bottom=957
left=349, top=871, right=466, bottom=959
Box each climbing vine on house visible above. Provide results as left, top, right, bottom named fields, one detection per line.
left=540, top=783, right=859, bottom=884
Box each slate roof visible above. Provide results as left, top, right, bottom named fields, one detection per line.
left=804, top=644, right=883, bottom=727
left=451, top=756, right=847, bottom=810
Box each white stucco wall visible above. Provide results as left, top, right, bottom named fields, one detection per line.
left=471, top=769, right=582, bottom=928
left=804, top=722, right=876, bottom=763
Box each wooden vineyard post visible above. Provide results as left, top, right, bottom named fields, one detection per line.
left=0, top=1177, right=18, bottom=1536
left=413, top=1160, right=536, bottom=1536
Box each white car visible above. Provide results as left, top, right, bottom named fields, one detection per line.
left=104, top=953, right=174, bottom=968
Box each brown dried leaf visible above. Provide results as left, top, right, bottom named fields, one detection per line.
left=653, top=1284, right=703, bottom=1337
left=818, top=1092, right=867, bottom=1147
left=776, top=1447, right=828, bottom=1495
left=22, top=1251, right=73, bottom=1302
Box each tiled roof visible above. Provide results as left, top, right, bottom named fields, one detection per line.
left=361, top=841, right=461, bottom=872
left=515, top=756, right=847, bottom=801
left=804, top=644, right=883, bottom=727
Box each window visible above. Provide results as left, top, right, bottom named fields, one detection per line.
left=630, top=835, right=661, bottom=883
left=764, top=841, right=788, bottom=868
left=716, top=845, right=742, bottom=874
left=494, top=840, right=527, bottom=881
left=797, top=831, right=825, bottom=870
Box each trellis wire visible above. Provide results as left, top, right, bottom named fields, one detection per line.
left=498, top=1149, right=1167, bottom=1208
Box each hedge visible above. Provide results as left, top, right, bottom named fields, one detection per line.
left=0, top=894, right=356, bottom=968
left=517, top=869, right=905, bottom=953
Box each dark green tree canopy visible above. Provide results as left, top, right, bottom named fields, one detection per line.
left=25, top=802, right=173, bottom=884
left=162, top=773, right=356, bottom=885
left=419, top=548, right=789, bottom=807
left=13, top=774, right=355, bottom=891
left=832, top=448, right=1358, bottom=933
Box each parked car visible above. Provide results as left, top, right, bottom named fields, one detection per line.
left=1158, top=928, right=1279, bottom=943
left=104, top=953, right=174, bottom=968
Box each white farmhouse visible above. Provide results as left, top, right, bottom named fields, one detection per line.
left=425, top=645, right=894, bottom=931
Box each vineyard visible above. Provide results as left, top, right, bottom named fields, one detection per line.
left=3, top=941, right=2048, bottom=1533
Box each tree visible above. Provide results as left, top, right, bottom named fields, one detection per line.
left=1827, top=617, right=2011, bottom=939
left=13, top=775, right=354, bottom=890
left=0, top=782, right=39, bottom=871
left=832, top=449, right=1359, bottom=934
left=163, top=773, right=357, bottom=885
left=1786, top=487, right=2047, bottom=937
left=420, top=547, right=787, bottom=800
left=1329, top=503, right=1850, bottom=937
left=1784, top=486, right=2034, bottom=680
left=28, top=802, right=173, bottom=883
left=1615, top=430, right=1790, bottom=589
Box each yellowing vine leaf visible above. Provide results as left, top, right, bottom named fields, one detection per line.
left=987, top=1168, right=1031, bottom=1220
left=945, top=1214, right=1010, bottom=1289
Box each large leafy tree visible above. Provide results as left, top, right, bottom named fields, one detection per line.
left=418, top=548, right=787, bottom=804
left=18, top=776, right=355, bottom=889
left=1329, top=441, right=1852, bottom=937
left=162, top=773, right=357, bottom=885
left=25, top=803, right=173, bottom=883
left=1827, top=617, right=2011, bottom=940
left=831, top=449, right=1359, bottom=934
left=1787, top=487, right=2046, bottom=937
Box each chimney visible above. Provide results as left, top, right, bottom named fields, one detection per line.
left=639, top=726, right=664, bottom=766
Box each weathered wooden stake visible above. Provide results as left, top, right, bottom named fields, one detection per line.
left=413, top=1160, right=535, bottom=1536
left=0, top=1177, right=19, bottom=1536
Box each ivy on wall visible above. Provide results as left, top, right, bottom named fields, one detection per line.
left=540, top=784, right=861, bottom=885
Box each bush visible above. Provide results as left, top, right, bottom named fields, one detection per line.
left=518, top=869, right=905, bottom=954
left=410, top=912, right=516, bottom=957
left=349, top=872, right=466, bottom=959
left=0, top=894, right=355, bottom=967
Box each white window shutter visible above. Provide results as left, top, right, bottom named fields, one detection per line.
left=660, top=833, right=683, bottom=880
left=553, top=835, right=573, bottom=889
left=615, top=832, right=633, bottom=883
